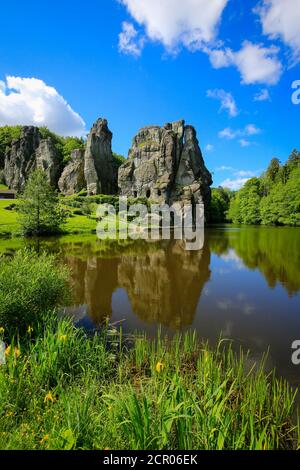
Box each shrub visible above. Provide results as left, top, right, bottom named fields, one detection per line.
left=0, top=249, right=70, bottom=333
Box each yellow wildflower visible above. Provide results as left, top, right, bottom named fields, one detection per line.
left=40, top=434, right=50, bottom=445
left=0, top=327, right=4, bottom=335
left=5, top=345, right=21, bottom=360
left=44, top=392, right=55, bottom=404
left=27, top=326, right=33, bottom=334
left=59, top=335, right=67, bottom=342
left=156, top=361, right=164, bottom=373
left=14, top=347, right=21, bottom=359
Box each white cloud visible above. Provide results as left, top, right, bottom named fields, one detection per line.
left=218, top=123, right=261, bottom=140
left=209, top=41, right=283, bottom=85
left=254, top=88, right=271, bottom=101
left=239, top=139, right=250, bottom=147
left=256, top=0, right=300, bottom=65
left=235, top=170, right=256, bottom=177
left=216, top=166, right=258, bottom=177
left=120, top=0, right=229, bottom=50
left=205, top=144, right=214, bottom=152
left=220, top=177, right=250, bottom=190
left=244, top=124, right=261, bottom=135
left=216, top=165, right=235, bottom=171
left=218, top=127, right=237, bottom=139
left=207, top=88, right=238, bottom=117
left=208, top=47, right=233, bottom=68
left=118, top=21, right=145, bottom=56
left=0, top=76, right=86, bottom=137
left=234, top=42, right=282, bottom=85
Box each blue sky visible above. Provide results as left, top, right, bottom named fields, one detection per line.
left=0, top=0, right=300, bottom=189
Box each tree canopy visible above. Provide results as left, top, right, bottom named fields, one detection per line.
left=226, top=150, right=300, bottom=226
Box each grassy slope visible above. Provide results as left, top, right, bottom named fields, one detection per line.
left=0, top=200, right=19, bottom=235
left=0, top=199, right=125, bottom=236
left=0, top=318, right=299, bottom=450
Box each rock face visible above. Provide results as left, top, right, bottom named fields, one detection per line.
left=84, top=118, right=118, bottom=195
left=118, top=120, right=212, bottom=217
left=58, top=149, right=85, bottom=195
left=4, top=127, right=61, bottom=191
left=35, top=137, right=61, bottom=188
left=4, top=127, right=40, bottom=192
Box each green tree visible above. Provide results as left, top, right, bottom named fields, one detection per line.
left=19, top=170, right=66, bottom=236
left=228, top=150, right=300, bottom=227
left=0, top=125, right=22, bottom=169
left=61, top=136, right=85, bottom=164
left=260, top=167, right=300, bottom=226
left=39, top=127, right=85, bottom=166
left=210, top=187, right=232, bottom=223
left=228, top=178, right=262, bottom=225
left=112, top=152, right=126, bottom=169
left=266, top=158, right=281, bottom=183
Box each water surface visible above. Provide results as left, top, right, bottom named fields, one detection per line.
left=1, top=225, right=300, bottom=387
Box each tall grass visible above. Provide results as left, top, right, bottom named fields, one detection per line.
left=0, top=319, right=299, bottom=450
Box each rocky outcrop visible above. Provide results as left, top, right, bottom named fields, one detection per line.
left=84, top=118, right=118, bottom=195
left=58, top=149, right=85, bottom=195
left=4, top=126, right=40, bottom=192
left=4, top=127, right=61, bottom=191
left=118, top=120, right=212, bottom=217
left=35, top=137, right=61, bottom=188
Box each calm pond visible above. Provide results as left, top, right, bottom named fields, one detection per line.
left=1, top=225, right=300, bottom=387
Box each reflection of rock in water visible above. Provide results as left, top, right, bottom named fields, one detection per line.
left=118, top=241, right=211, bottom=328
left=64, top=239, right=211, bottom=329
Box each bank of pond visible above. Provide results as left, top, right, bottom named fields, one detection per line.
left=0, top=245, right=300, bottom=450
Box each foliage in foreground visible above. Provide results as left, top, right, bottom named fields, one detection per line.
left=0, top=249, right=299, bottom=450
left=0, top=249, right=69, bottom=333
left=0, top=317, right=299, bottom=450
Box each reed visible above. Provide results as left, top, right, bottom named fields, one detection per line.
left=0, top=318, right=299, bottom=450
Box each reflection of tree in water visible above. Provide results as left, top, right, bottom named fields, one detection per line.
left=63, top=239, right=211, bottom=329
left=207, top=227, right=300, bottom=296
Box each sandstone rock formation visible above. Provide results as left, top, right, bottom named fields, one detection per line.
left=4, top=127, right=61, bottom=191
left=58, top=149, right=85, bottom=195
left=4, top=126, right=40, bottom=192
left=118, top=120, right=212, bottom=217
left=84, top=118, right=118, bottom=195
left=35, top=137, right=61, bottom=188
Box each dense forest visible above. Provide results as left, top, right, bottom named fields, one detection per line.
left=211, top=149, right=300, bottom=227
